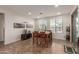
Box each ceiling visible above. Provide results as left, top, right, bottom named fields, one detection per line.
left=0, top=5, right=75, bottom=19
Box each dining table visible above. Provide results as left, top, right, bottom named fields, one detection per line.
left=33, top=30, right=52, bottom=47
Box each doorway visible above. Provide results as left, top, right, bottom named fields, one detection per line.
left=0, top=13, right=5, bottom=46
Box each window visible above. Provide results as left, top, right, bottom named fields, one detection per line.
left=38, top=19, right=48, bottom=31
left=55, top=17, right=63, bottom=33
left=50, top=18, right=55, bottom=33
left=50, top=16, right=63, bottom=33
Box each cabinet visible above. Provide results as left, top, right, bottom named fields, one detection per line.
left=21, top=33, right=32, bottom=40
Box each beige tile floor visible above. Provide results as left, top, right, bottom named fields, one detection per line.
left=0, top=38, right=72, bottom=54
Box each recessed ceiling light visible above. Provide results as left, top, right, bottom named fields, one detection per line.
left=37, top=16, right=40, bottom=18
left=57, top=12, right=61, bottom=15
left=54, top=5, right=59, bottom=7
left=28, top=12, right=31, bottom=15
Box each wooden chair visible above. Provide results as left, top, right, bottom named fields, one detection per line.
left=48, top=32, right=52, bottom=45
left=40, top=32, right=49, bottom=47
left=33, top=31, right=39, bottom=45
left=45, top=30, right=52, bottom=44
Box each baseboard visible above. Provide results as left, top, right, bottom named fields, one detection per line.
left=53, top=38, right=66, bottom=40
left=4, top=39, right=20, bottom=45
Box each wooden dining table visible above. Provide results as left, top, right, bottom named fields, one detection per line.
left=33, top=31, right=52, bottom=47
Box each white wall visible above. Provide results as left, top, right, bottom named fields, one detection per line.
left=0, top=8, right=35, bottom=45
left=35, top=14, right=71, bottom=40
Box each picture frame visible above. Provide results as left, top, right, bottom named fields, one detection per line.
left=13, top=23, right=25, bottom=28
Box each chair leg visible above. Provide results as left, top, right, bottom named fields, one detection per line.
left=45, top=38, right=49, bottom=47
